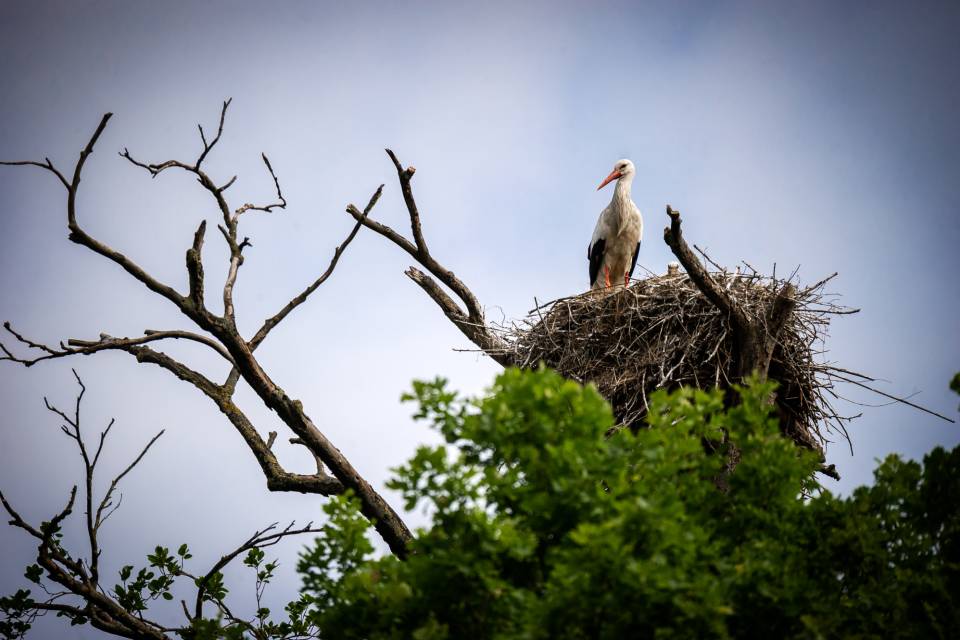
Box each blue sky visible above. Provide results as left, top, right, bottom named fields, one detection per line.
left=1, top=1, right=958, bottom=636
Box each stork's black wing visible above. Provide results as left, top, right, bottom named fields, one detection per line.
left=588, top=237, right=606, bottom=287
left=628, top=240, right=641, bottom=279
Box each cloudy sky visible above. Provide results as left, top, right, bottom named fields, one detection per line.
left=1, top=1, right=958, bottom=636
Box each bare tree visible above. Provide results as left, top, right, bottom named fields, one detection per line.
left=1, top=372, right=325, bottom=639
left=1, top=101, right=411, bottom=557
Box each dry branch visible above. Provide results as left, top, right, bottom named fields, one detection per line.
left=1, top=376, right=330, bottom=638
left=1, top=103, right=410, bottom=557
left=664, top=205, right=797, bottom=380
left=344, top=149, right=510, bottom=366
left=193, top=521, right=322, bottom=623
left=1, top=377, right=173, bottom=639
left=249, top=184, right=384, bottom=351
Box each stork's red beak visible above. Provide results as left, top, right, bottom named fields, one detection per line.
left=596, top=170, right=621, bottom=191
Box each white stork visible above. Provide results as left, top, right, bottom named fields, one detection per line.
left=588, top=159, right=643, bottom=290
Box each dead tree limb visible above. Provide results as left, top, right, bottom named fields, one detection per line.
left=250, top=184, right=383, bottom=351
left=1, top=103, right=411, bottom=557
left=662, top=205, right=803, bottom=484
left=1, top=376, right=326, bottom=639
left=345, top=149, right=513, bottom=367
left=663, top=205, right=796, bottom=381
left=191, top=521, right=321, bottom=624
left=1, top=377, right=172, bottom=639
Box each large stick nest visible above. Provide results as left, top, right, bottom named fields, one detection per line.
left=494, top=268, right=858, bottom=456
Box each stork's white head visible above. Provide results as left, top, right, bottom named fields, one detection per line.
left=596, top=159, right=635, bottom=191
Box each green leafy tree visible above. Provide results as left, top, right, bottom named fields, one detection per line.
left=297, top=368, right=959, bottom=639
left=3, top=368, right=958, bottom=639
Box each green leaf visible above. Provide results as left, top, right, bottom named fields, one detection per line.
left=23, top=565, right=42, bottom=584
left=244, top=547, right=265, bottom=568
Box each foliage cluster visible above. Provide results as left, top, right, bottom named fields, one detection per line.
left=290, top=369, right=958, bottom=639
left=3, top=368, right=958, bottom=639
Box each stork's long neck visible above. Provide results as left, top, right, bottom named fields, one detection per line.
left=610, top=173, right=634, bottom=230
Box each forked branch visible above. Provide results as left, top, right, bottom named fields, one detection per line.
left=2, top=103, right=408, bottom=558
left=1, top=378, right=172, bottom=639
left=233, top=153, right=287, bottom=217
left=345, top=149, right=511, bottom=366
left=1, top=322, right=233, bottom=366
left=1, top=377, right=330, bottom=639
left=663, top=204, right=796, bottom=381
left=193, top=521, right=322, bottom=622
left=248, top=183, right=384, bottom=350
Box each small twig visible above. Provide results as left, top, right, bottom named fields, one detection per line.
left=385, top=148, right=427, bottom=254
left=197, top=98, right=232, bottom=169
left=0, top=489, right=44, bottom=540
left=194, top=522, right=321, bottom=620
left=248, top=184, right=383, bottom=351
left=0, top=157, right=70, bottom=189
left=94, top=430, right=165, bottom=529
left=233, top=153, right=287, bottom=218
left=289, top=437, right=329, bottom=477
left=831, top=374, right=955, bottom=423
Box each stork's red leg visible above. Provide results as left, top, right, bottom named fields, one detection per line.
left=624, top=272, right=630, bottom=287
left=604, top=265, right=611, bottom=288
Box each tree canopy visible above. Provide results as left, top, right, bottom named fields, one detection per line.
left=4, top=368, right=957, bottom=639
